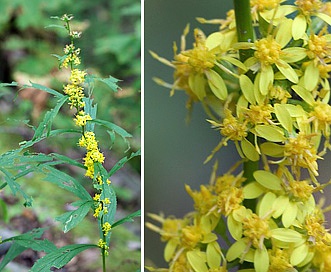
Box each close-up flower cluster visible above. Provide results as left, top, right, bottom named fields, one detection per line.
left=148, top=0, right=331, bottom=271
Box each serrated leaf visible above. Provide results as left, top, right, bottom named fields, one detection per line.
left=56, top=200, right=93, bottom=233
left=253, top=170, right=283, bottom=191
left=0, top=243, right=26, bottom=270
left=37, top=165, right=91, bottom=200
left=30, top=244, right=98, bottom=272
left=0, top=168, right=33, bottom=207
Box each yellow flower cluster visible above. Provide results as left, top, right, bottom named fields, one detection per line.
left=148, top=0, right=331, bottom=271
left=58, top=15, right=112, bottom=256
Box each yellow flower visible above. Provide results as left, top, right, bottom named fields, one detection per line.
left=63, top=84, right=85, bottom=109
left=217, top=186, right=244, bottom=216
left=309, top=101, right=331, bottom=136
left=61, top=44, right=81, bottom=68
left=284, top=132, right=320, bottom=176
left=185, top=184, right=218, bottom=216
left=245, top=104, right=273, bottom=126
left=69, top=68, right=87, bottom=85
left=268, top=248, right=293, bottom=272
left=79, top=132, right=98, bottom=150
left=102, top=222, right=112, bottom=235
left=74, top=112, right=92, bottom=127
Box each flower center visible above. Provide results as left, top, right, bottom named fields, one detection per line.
left=254, top=36, right=282, bottom=67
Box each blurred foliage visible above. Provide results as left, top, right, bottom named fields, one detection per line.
left=0, top=0, right=140, bottom=270
left=0, top=0, right=141, bottom=163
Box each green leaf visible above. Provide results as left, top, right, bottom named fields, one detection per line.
left=85, top=74, right=121, bottom=93
left=37, top=165, right=91, bottom=200
left=25, top=81, right=64, bottom=98
left=56, top=200, right=93, bottom=233
left=0, top=168, right=33, bottom=207
left=0, top=243, right=26, bottom=270
left=112, top=210, right=141, bottom=228
left=108, top=149, right=140, bottom=178
left=32, top=95, right=68, bottom=141
left=30, top=244, right=98, bottom=272
left=253, top=170, right=283, bottom=191
left=90, top=119, right=132, bottom=151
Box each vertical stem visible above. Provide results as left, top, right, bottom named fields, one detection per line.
left=233, top=0, right=259, bottom=195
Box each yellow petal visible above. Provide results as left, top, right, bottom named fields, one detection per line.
left=187, top=250, right=208, bottom=272
left=226, top=239, right=246, bottom=262
left=189, top=73, right=206, bottom=100
left=316, top=12, right=331, bottom=26
left=259, top=66, right=274, bottom=95
left=282, top=201, right=298, bottom=228
left=240, top=74, right=256, bottom=105
left=291, top=85, right=314, bottom=105
left=243, top=182, right=265, bottom=199
left=290, top=243, right=309, bottom=266
left=258, top=192, right=277, bottom=218
left=275, top=18, right=293, bottom=48
left=271, top=228, right=304, bottom=243
left=281, top=47, right=307, bottom=63
left=260, top=142, right=284, bottom=157
left=206, top=241, right=222, bottom=269
left=254, top=245, right=269, bottom=272
left=304, top=62, right=319, bottom=91
left=205, top=70, right=228, bottom=100
left=164, top=239, right=178, bottom=262
left=228, top=213, right=243, bottom=241
left=253, top=170, right=283, bottom=191
left=274, top=104, right=293, bottom=132
left=272, top=195, right=289, bottom=218
left=241, top=137, right=260, bottom=161
left=254, top=125, right=286, bottom=142
left=292, top=14, right=306, bottom=40
left=276, top=60, right=298, bottom=83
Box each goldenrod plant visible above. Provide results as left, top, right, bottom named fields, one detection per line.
left=0, top=15, right=140, bottom=271
left=147, top=0, right=331, bottom=271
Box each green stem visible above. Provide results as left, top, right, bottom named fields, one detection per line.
left=233, top=0, right=258, bottom=185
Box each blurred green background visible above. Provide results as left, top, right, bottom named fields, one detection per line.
left=144, top=0, right=236, bottom=267
left=144, top=0, right=331, bottom=268
left=0, top=0, right=140, bottom=271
